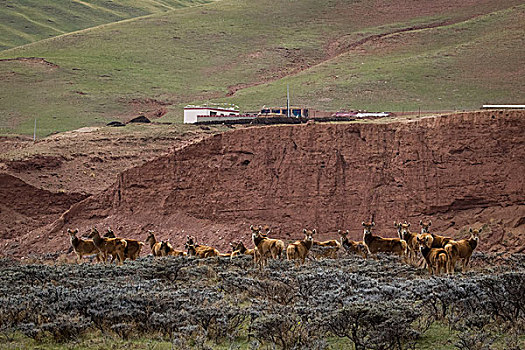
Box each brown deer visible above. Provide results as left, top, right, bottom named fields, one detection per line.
left=251, top=225, right=285, bottom=267
left=287, top=229, right=315, bottom=266
left=185, top=235, right=220, bottom=258
left=104, top=228, right=144, bottom=261
left=339, top=230, right=369, bottom=258
left=362, top=221, right=407, bottom=258
left=419, top=220, right=453, bottom=248
left=88, top=228, right=127, bottom=265
left=444, top=228, right=481, bottom=272
left=159, top=241, right=187, bottom=257
left=394, top=222, right=419, bottom=264
left=417, top=233, right=451, bottom=275
left=311, top=235, right=341, bottom=259
left=68, top=228, right=102, bottom=263
left=230, top=241, right=255, bottom=258
left=145, top=230, right=163, bottom=257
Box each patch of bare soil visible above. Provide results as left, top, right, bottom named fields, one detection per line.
left=0, top=57, right=59, bottom=69
left=0, top=173, right=87, bottom=243
left=120, top=97, right=171, bottom=121
left=0, top=124, right=225, bottom=195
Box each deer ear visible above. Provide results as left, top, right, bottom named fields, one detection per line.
left=429, top=221, right=432, bottom=226
left=312, top=229, right=316, bottom=234
left=469, top=227, right=473, bottom=233
left=362, top=222, right=365, bottom=226
left=371, top=222, right=375, bottom=226
left=478, top=228, right=482, bottom=233
left=303, top=229, right=307, bottom=234
left=346, top=230, right=349, bottom=235
left=338, top=229, right=341, bottom=234
left=419, top=220, right=423, bottom=225
left=407, top=223, right=410, bottom=227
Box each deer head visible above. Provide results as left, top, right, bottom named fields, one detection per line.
left=419, top=220, right=432, bottom=234
left=67, top=228, right=79, bottom=237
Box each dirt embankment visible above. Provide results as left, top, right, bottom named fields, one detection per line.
left=6, top=111, right=525, bottom=257
left=0, top=174, right=87, bottom=247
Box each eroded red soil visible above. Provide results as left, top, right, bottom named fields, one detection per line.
left=2, top=111, right=523, bottom=259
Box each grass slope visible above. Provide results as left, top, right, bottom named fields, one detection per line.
left=0, top=0, right=213, bottom=51
left=0, top=0, right=524, bottom=136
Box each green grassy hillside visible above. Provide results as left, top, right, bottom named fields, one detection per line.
left=0, top=0, right=524, bottom=136
left=0, top=0, right=213, bottom=50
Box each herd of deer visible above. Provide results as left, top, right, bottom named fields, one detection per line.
left=68, top=220, right=480, bottom=275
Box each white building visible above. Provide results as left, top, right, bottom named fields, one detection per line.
left=184, top=105, right=250, bottom=124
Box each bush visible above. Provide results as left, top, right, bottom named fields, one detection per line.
left=0, top=253, right=523, bottom=348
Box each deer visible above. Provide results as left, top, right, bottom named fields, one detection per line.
left=104, top=228, right=144, bottom=261
left=88, top=227, right=127, bottom=265
left=362, top=221, right=407, bottom=259
left=339, top=230, right=369, bottom=258
left=444, top=228, right=481, bottom=272
left=184, top=235, right=220, bottom=258
left=230, top=241, right=255, bottom=258
left=159, top=240, right=187, bottom=257
left=251, top=225, right=285, bottom=267
left=145, top=230, right=164, bottom=257
left=394, top=221, right=419, bottom=264
left=417, top=233, right=451, bottom=275
left=287, top=229, right=315, bottom=266
left=311, top=234, right=341, bottom=259
left=68, top=228, right=102, bottom=263
left=419, top=220, right=453, bottom=248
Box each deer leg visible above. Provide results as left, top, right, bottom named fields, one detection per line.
left=464, top=258, right=470, bottom=271
left=118, top=251, right=125, bottom=265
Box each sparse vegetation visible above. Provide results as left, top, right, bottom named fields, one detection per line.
left=0, top=253, right=523, bottom=349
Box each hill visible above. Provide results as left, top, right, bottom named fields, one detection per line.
left=0, top=0, right=524, bottom=136
left=0, top=0, right=213, bottom=50
left=5, top=111, right=524, bottom=258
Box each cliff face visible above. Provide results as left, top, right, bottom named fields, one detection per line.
left=12, top=111, right=525, bottom=256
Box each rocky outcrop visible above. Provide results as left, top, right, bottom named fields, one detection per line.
left=11, top=111, right=525, bottom=257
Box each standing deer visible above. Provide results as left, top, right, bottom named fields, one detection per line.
left=88, top=228, right=127, bottom=265
left=444, top=228, right=481, bottom=272
left=145, top=230, right=163, bottom=257
left=251, top=225, right=285, bottom=267
left=362, top=221, right=407, bottom=258
left=394, top=221, right=419, bottom=264
left=104, top=228, right=144, bottom=261
left=287, top=229, right=315, bottom=266
left=68, top=228, right=102, bottom=263
left=417, top=233, right=451, bottom=275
